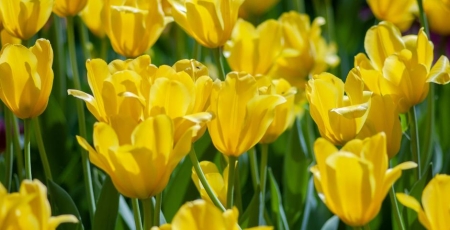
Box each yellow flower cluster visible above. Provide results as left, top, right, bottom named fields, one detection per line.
left=0, top=180, right=78, bottom=229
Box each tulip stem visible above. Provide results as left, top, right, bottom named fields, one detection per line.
left=142, top=198, right=153, bottom=229
left=416, top=0, right=430, bottom=36
left=213, top=47, right=225, bottom=80
left=188, top=148, right=226, bottom=211
left=24, top=119, right=32, bottom=180
left=10, top=112, right=23, bottom=181
left=4, top=107, right=13, bottom=191
left=249, top=148, right=260, bottom=191
left=132, top=198, right=143, bottom=230
left=408, top=106, right=421, bottom=179
left=227, top=156, right=238, bottom=209
left=32, top=117, right=53, bottom=181
left=153, top=194, right=162, bottom=226
left=259, top=144, right=269, bottom=220
left=192, top=41, right=201, bottom=61
left=294, top=0, right=305, bottom=13
left=67, top=16, right=96, bottom=222
left=389, top=186, right=406, bottom=230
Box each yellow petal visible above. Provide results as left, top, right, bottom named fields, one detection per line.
left=427, top=55, right=450, bottom=84
left=421, top=174, right=450, bottom=230
left=396, top=193, right=431, bottom=229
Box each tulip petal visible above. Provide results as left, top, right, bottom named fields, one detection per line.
left=427, top=55, right=450, bottom=84
left=421, top=174, right=450, bottom=230
left=68, top=89, right=103, bottom=122
left=396, top=193, right=431, bottom=229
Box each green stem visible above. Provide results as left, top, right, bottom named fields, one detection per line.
left=24, top=119, right=32, bottom=180
left=188, top=148, right=226, bottom=211
left=259, top=144, right=269, bottom=213
left=11, top=113, right=23, bottom=181
left=213, top=47, right=225, bottom=80
left=249, top=148, right=260, bottom=191
left=142, top=198, right=153, bottom=229
left=51, top=14, right=66, bottom=106
left=192, top=41, right=201, bottom=61
left=100, top=37, right=109, bottom=61
left=32, top=117, right=53, bottom=181
left=363, top=224, right=371, bottom=230
left=67, top=16, right=96, bottom=221
left=131, top=198, right=143, bottom=230
left=227, top=156, right=238, bottom=209
left=408, top=106, right=421, bottom=179
left=416, top=0, right=430, bottom=35
left=389, top=186, right=406, bottom=230
left=77, top=16, right=91, bottom=60
left=294, top=0, right=305, bottom=12
left=4, top=107, right=13, bottom=191
left=153, top=194, right=162, bottom=226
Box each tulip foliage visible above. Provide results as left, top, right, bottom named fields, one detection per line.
left=2, top=1, right=450, bottom=230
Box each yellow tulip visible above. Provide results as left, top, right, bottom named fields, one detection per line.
left=269, top=11, right=339, bottom=91
left=191, top=161, right=228, bottom=207
left=310, top=133, right=417, bottom=227
left=207, top=72, right=286, bottom=157
left=53, top=0, right=88, bottom=17
left=103, top=0, right=171, bottom=57
left=306, top=69, right=372, bottom=146
left=424, top=0, right=450, bottom=35
left=68, top=55, right=151, bottom=124
left=0, top=0, right=54, bottom=40
left=224, top=19, right=283, bottom=76
left=239, top=0, right=279, bottom=16
left=356, top=21, right=450, bottom=113
left=77, top=115, right=200, bottom=199
left=0, top=39, right=53, bottom=119
left=151, top=199, right=273, bottom=230
left=366, top=0, right=417, bottom=32
left=397, top=174, right=450, bottom=230
left=79, top=0, right=105, bottom=38
left=1, top=29, right=22, bottom=46
left=260, top=78, right=297, bottom=144
left=357, top=94, right=402, bottom=158
left=169, top=0, right=244, bottom=48
left=0, top=179, right=78, bottom=229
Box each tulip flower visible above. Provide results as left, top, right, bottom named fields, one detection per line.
left=0, top=0, right=54, bottom=40
left=260, top=78, right=297, bottom=144
left=239, top=0, right=279, bottom=16
left=102, top=0, right=171, bottom=58
left=0, top=179, right=78, bottom=229
left=0, top=39, right=53, bottom=119
left=310, top=132, right=417, bottom=227
left=191, top=161, right=228, bottom=207
left=207, top=72, right=286, bottom=157
left=169, top=0, right=244, bottom=48
left=397, top=174, right=450, bottom=230
left=423, top=0, right=450, bottom=35
left=53, top=0, right=88, bottom=17
left=355, top=21, right=450, bottom=113
left=306, top=69, right=372, bottom=146
left=224, top=19, right=283, bottom=76
left=269, top=11, right=339, bottom=91
left=80, top=0, right=105, bottom=38
left=366, top=0, right=417, bottom=32
left=77, top=115, right=200, bottom=199
left=151, top=199, right=273, bottom=230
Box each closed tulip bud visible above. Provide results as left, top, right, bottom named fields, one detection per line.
left=0, top=0, right=54, bottom=40
left=356, top=21, right=450, bottom=113
left=191, top=161, right=228, bottom=207
left=260, top=78, right=297, bottom=144
left=151, top=199, right=273, bottom=230
left=0, top=39, right=53, bottom=119
left=103, top=0, right=171, bottom=57
left=53, top=0, right=88, bottom=17
left=366, top=0, right=417, bottom=32
left=424, top=0, right=450, bottom=35
left=0, top=179, right=78, bottom=229
left=169, top=0, right=244, bottom=48
left=224, top=19, right=283, bottom=76
left=77, top=115, right=200, bottom=199
left=311, top=133, right=417, bottom=227
left=397, top=174, right=450, bottom=230
left=306, top=69, right=372, bottom=146
left=207, top=72, right=286, bottom=157
left=80, top=0, right=105, bottom=38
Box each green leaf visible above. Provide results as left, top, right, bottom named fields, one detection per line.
left=119, top=196, right=135, bottom=229
left=320, top=215, right=339, bottom=230
left=93, top=176, right=120, bottom=230
left=47, top=180, right=84, bottom=230
left=239, top=187, right=261, bottom=228
left=268, top=169, right=289, bottom=230
left=400, top=113, right=409, bottom=133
